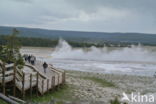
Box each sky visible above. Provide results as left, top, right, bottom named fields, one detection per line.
left=0, top=0, right=156, bottom=33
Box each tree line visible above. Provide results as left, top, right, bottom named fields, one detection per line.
left=0, top=34, right=105, bottom=48
left=1, top=29, right=152, bottom=48
left=0, top=34, right=138, bottom=48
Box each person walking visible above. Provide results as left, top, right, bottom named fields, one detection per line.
left=43, top=62, right=48, bottom=73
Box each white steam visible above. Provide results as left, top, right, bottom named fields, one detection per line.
left=51, top=39, right=156, bottom=63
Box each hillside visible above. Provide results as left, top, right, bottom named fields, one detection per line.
left=0, top=26, right=156, bottom=46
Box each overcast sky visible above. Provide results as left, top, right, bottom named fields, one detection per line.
left=0, top=0, right=156, bottom=33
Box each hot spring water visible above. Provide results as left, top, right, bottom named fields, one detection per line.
left=46, top=39, right=156, bottom=76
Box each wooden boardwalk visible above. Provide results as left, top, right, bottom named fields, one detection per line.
left=0, top=60, right=65, bottom=99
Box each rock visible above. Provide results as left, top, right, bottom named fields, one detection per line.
left=87, top=89, right=91, bottom=92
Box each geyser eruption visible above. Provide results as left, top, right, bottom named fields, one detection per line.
left=51, top=39, right=156, bottom=63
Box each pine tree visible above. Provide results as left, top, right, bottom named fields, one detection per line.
left=0, top=28, right=24, bottom=68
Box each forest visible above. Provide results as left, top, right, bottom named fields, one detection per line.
left=1, top=26, right=156, bottom=47
left=0, top=28, right=154, bottom=48
left=0, top=35, right=101, bottom=47
left=0, top=34, right=151, bottom=48
left=0, top=34, right=140, bottom=48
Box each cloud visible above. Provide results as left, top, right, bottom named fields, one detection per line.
left=8, top=0, right=32, bottom=3
left=0, top=0, right=156, bottom=33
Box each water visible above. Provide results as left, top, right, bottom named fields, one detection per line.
left=44, top=39, right=156, bottom=77
left=22, top=39, right=156, bottom=77
left=51, top=39, right=156, bottom=62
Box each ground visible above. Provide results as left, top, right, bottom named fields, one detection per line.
left=24, top=70, right=156, bottom=104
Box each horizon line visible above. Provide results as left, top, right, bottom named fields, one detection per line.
left=0, top=25, right=156, bottom=35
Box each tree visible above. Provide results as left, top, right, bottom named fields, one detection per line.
left=0, top=28, right=24, bottom=68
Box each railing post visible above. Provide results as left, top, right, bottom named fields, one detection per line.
left=36, top=72, right=39, bottom=96
left=61, top=73, right=63, bottom=84
left=58, top=75, right=59, bottom=85
left=63, top=72, right=66, bottom=84
left=52, top=76, right=55, bottom=88
left=42, top=80, right=44, bottom=95
left=30, top=74, right=32, bottom=98
left=47, top=79, right=49, bottom=93
left=51, top=76, right=53, bottom=90
left=22, top=72, right=25, bottom=99
left=2, top=63, right=6, bottom=95
left=62, top=72, right=64, bottom=84
left=13, top=65, right=16, bottom=96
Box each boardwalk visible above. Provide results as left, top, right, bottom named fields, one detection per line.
left=0, top=60, right=65, bottom=99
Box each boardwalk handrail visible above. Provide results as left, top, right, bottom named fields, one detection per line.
left=49, top=64, right=64, bottom=73
left=8, top=95, right=26, bottom=104
left=0, top=59, right=65, bottom=98
left=5, top=63, right=14, bottom=68
left=0, top=93, right=19, bottom=104
left=25, top=64, right=47, bottom=79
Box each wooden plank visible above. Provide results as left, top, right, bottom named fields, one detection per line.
left=16, top=69, right=23, bottom=77
left=52, top=76, right=55, bottom=87
left=22, top=72, right=25, bottom=99
left=0, top=70, right=14, bottom=77
left=36, top=72, right=39, bottom=96
left=8, top=95, right=26, bottom=104
left=58, top=74, right=60, bottom=85
left=15, top=75, right=22, bottom=82
left=13, top=65, right=16, bottom=96
left=2, top=63, right=6, bottom=95
left=49, top=64, right=64, bottom=73
left=47, top=79, right=49, bottom=93
left=49, top=67, right=63, bottom=85
left=63, top=72, right=66, bottom=83
left=51, top=76, right=53, bottom=89
left=25, top=64, right=47, bottom=79
left=0, top=93, right=19, bottom=104
left=62, top=72, right=64, bottom=84
left=30, top=74, right=32, bottom=98
left=0, top=60, right=3, bottom=64
left=5, top=63, right=14, bottom=68
left=0, top=76, right=13, bottom=83
left=42, top=80, right=44, bottom=95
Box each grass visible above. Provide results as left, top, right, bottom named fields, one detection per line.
left=82, top=76, right=116, bottom=87
left=67, top=70, right=116, bottom=87
left=0, top=99, right=8, bottom=104
left=26, top=84, right=75, bottom=103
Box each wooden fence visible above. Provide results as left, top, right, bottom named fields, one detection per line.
left=0, top=60, right=66, bottom=100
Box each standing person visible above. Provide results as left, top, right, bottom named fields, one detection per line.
left=28, top=55, right=31, bottom=63
left=30, top=56, right=35, bottom=65
left=43, top=62, right=48, bottom=73
left=34, top=56, right=36, bottom=65
left=24, top=54, right=28, bottom=62
left=23, top=54, right=27, bottom=61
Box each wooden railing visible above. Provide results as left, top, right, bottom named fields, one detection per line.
left=0, top=60, right=65, bottom=99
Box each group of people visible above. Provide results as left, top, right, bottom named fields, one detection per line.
left=23, top=54, right=36, bottom=65
left=23, top=54, right=48, bottom=73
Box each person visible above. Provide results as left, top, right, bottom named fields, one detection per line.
left=28, top=55, right=31, bottom=63
left=23, top=54, right=28, bottom=62
left=30, top=56, right=35, bottom=65
left=33, top=56, right=36, bottom=65
left=43, top=62, right=48, bottom=73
